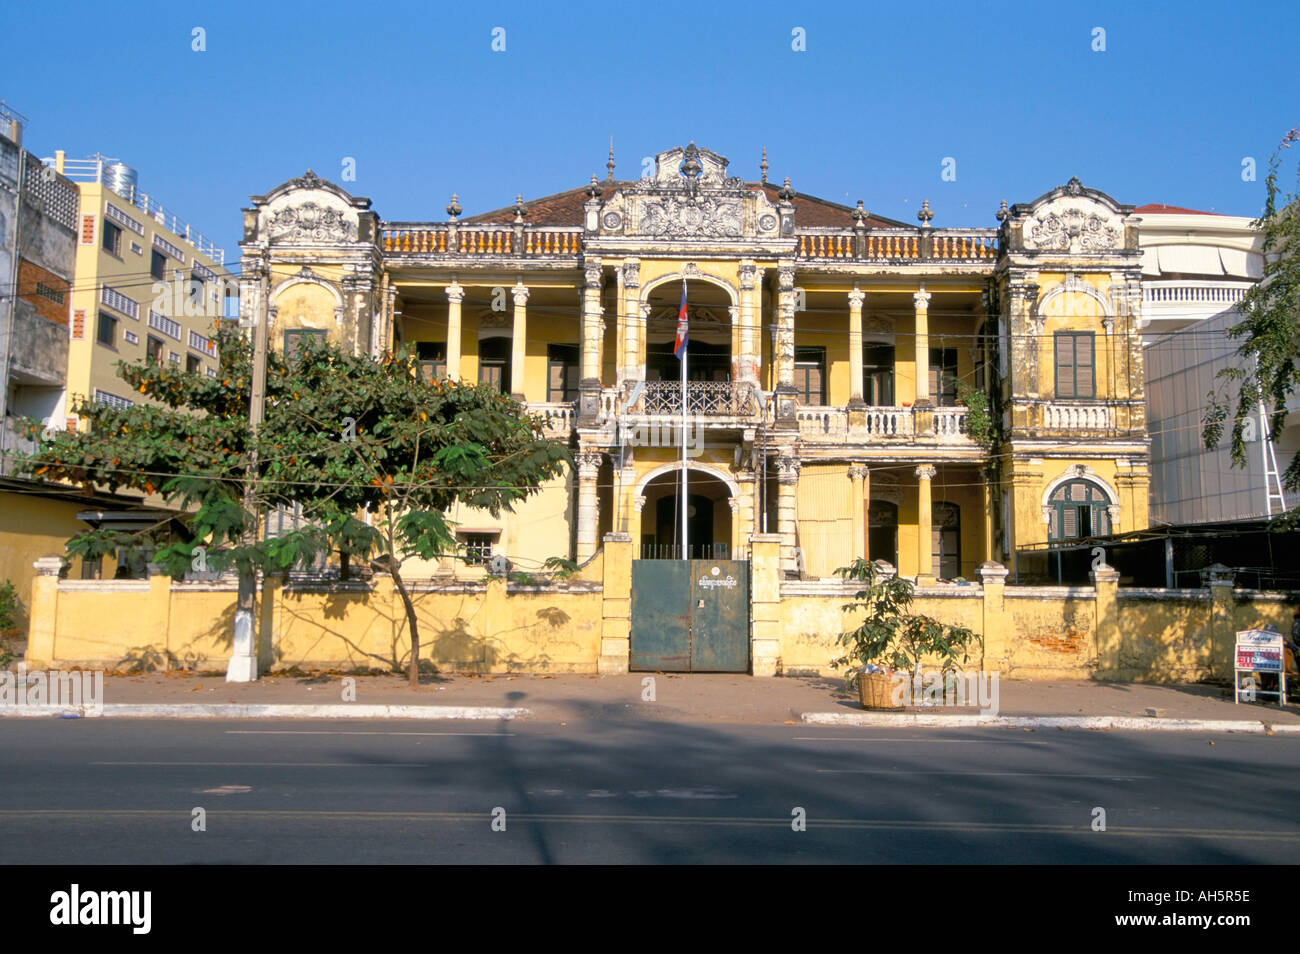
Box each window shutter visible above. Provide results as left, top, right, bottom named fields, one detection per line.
left=1055, top=334, right=1075, bottom=397
left=1075, top=334, right=1095, bottom=398
left=1063, top=506, right=1077, bottom=537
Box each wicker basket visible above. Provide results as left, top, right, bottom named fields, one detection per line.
left=857, top=670, right=901, bottom=710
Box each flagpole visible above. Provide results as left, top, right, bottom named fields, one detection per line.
left=680, top=298, right=688, bottom=562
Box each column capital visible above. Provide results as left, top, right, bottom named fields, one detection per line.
left=777, top=455, right=801, bottom=484
left=511, top=281, right=529, bottom=304
left=576, top=452, right=603, bottom=477
left=621, top=260, right=640, bottom=287
left=445, top=280, right=465, bottom=304
left=848, top=464, right=869, bottom=481
left=777, top=263, right=796, bottom=291
left=848, top=284, right=865, bottom=310
left=913, top=286, right=931, bottom=309
left=583, top=261, right=603, bottom=288
left=915, top=464, right=936, bottom=481
left=739, top=261, right=757, bottom=291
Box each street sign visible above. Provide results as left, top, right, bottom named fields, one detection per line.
left=1233, top=629, right=1287, bottom=706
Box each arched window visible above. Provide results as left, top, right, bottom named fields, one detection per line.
left=1048, top=479, right=1111, bottom=541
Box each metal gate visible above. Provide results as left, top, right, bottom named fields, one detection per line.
left=629, top=559, right=750, bottom=672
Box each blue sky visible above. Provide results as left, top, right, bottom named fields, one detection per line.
left=5, top=0, right=1297, bottom=265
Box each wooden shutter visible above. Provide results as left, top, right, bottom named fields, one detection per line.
left=1075, top=334, right=1094, bottom=397
left=1055, top=334, right=1075, bottom=397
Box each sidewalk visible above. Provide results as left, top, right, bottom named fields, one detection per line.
left=6, top=668, right=1298, bottom=728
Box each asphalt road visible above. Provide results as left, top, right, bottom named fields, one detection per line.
left=1, top=718, right=1297, bottom=863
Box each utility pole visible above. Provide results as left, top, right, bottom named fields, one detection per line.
left=227, top=246, right=269, bottom=681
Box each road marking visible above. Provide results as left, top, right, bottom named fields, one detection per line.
left=794, top=737, right=1049, bottom=744
left=220, top=738, right=509, bottom=743
left=0, top=809, right=1294, bottom=841
left=815, top=769, right=1152, bottom=778
left=91, top=761, right=446, bottom=767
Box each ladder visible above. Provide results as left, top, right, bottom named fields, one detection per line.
left=1259, top=400, right=1288, bottom=515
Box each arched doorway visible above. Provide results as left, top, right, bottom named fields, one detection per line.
left=638, top=466, right=734, bottom=560
left=642, top=278, right=735, bottom=395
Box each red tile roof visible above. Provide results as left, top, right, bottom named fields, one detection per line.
left=461, top=180, right=907, bottom=229
left=1133, top=203, right=1221, bottom=216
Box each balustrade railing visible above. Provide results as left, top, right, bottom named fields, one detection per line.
left=380, top=224, right=583, bottom=257
left=641, top=381, right=757, bottom=416
left=1042, top=403, right=1114, bottom=430
left=796, top=228, right=998, bottom=262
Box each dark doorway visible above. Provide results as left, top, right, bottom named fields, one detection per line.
left=868, top=500, right=899, bottom=567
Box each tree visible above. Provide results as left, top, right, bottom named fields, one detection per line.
left=17, top=325, right=571, bottom=686
left=1203, top=129, right=1300, bottom=491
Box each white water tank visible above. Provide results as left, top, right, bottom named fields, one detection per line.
left=103, top=162, right=137, bottom=200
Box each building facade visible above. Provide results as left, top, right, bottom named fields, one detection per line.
left=238, top=144, right=1151, bottom=584
left=47, top=151, right=232, bottom=426
left=1138, top=206, right=1285, bottom=526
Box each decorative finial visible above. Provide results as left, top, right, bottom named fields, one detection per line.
left=760, top=147, right=769, bottom=184
left=995, top=199, right=1009, bottom=223
left=917, top=199, right=934, bottom=226
left=1066, top=176, right=1084, bottom=196
left=587, top=174, right=603, bottom=199
left=513, top=193, right=526, bottom=223
left=852, top=199, right=867, bottom=224
left=445, top=193, right=462, bottom=220
left=680, top=140, right=702, bottom=181
left=777, top=176, right=795, bottom=202
left=606, top=138, right=615, bottom=181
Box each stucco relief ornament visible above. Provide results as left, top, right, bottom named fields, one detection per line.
left=269, top=202, right=354, bottom=242
left=639, top=195, right=744, bottom=237
left=1029, top=208, right=1119, bottom=251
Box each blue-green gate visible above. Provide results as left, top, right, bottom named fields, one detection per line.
left=629, top=559, right=750, bottom=672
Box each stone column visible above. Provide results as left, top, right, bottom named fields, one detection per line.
left=849, top=464, right=868, bottom=562
left=578, top=262, right=604, bottom=424
left=581, top=261, right=602, bottom=384
left=738, top=262, right=758, bottom=388
left=622, top=260, right=641, bottom=390
left=774, top=263, right=797, bottom=424
left=776, top=454, right=801, bottom=576
left=445, top=280, right=464, bottom=381
left=848, top=285, right=866, bottom=408
left=1207, top=564, right=1236, bottom=681
left=915, top=464, right=936, bottom=583
left=913, top=286, right=931, bottom=405
left=735, top=472, right=755, bottom=560
left=510, top=281, right=529, bottom=401
left=576, top=450, right=602, bottom=562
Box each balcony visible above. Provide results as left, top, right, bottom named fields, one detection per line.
left=795, top=228, right=999, bottom=265
left=380, top=224, right=583, bottom=261
left=525, top=401, right=577, bottom=438
left=798, top=405, right=973, bottom=445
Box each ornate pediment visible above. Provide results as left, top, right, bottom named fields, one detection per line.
left=1008, top=177, right=1135, bottom=255
left=252, top=170, right=368, bottom=245
left=596, top=142, right=781, bottom=241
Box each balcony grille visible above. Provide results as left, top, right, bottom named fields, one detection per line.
left=642, top=381, right=756, bottom=416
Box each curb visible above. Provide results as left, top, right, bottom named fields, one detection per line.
left=0, top=703, right=531, bottom=721
left=799, top=712, right=1300, bottom=733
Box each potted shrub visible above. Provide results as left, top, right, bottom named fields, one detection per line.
left=832, top=558, right=981, bottom=710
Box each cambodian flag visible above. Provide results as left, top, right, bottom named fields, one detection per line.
left=674, top=280, right=689, bottom=359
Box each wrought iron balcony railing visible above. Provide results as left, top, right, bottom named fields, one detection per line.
left=642, top=381, right=757, bottom=416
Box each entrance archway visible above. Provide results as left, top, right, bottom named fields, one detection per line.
left=638, top=466, right=734, bottom=559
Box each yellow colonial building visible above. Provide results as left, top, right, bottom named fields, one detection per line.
left=239, top=144, right=1149, bottom=587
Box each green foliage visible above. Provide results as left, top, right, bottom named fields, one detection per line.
left=830, top=558, right=981, bottom=684
left=956, top=379, right=996, bottom=449
left=1203, top=128, right=1300, bottom=489
left=0, top=579, right=17, bottom=631
left=542, top=556, right=580, bottom=580
left=15, top=326, right=572, bottom=684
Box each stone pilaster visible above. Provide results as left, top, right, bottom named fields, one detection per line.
left=445, top=280, right=464, bottom=381
left=776, top=454, right=801, bottom=576
left=578, top=261, right=604, bottom=424
left=575, top=450, right=602, bottom=561
left=915, top=464, right=936, bottom=584
left=913, top=286, right=932, bottom=405
left=848, top=285, right=866, bottom=408
left=849, top=464, right=868, bottom=562
left=510, top=281, right=529, bottom=400
left=774, top=262, right=797, bottom=425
